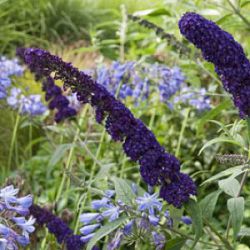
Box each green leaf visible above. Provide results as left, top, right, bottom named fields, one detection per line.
left=201, top=165, right=245, bottom=185
left=112, top=177, right=136, bottom=205
left=197, top=100, right=231, bottom=134
left=216, top=14, right=233, bottom=25
left=238, top=227, right=250, bottom=237
left=227, top=197, right=245, bottom=239
left=169, top=207, right=183, bottom=229
left=165, top=237, right=186, bottom=250
left=200, top=190, right=222, bottom=220
left=218, top=177, right=240, bottom=197
left=133, top=8, right=171, bottom=17
left=241, top=1, right=250, bottom=7
left=199, top=137, right=243, bottom=155
left=86, top=216, right=128, bottom=250
left=48, top=144, right=72, bottom=167
left=95, top=163, right=115, bottom=180
left=185, top=200, right=203, bottom=247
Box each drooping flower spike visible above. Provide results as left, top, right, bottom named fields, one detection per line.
left=17, top=48, right=196, bottom=208
left=179, top=12, right=250, bottom=118
left=29, top=204, right=84, bottom=250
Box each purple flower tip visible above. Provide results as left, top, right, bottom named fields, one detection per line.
left=179, top=12, right=250, bottom=118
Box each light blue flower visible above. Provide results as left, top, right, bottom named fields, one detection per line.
left=7, top=88, right=47, bottom=116
left=173, top=86, right=211, bottom=111
left=7, top=88, right=22, bottom=108
left=80, top=223, right=100, bottom=235
left=164, top=210, right=170, bottom=218
left=79, top=213, right=100, bottom=225
left=0, top=238, right=7, bottom=250
left=91, top=197, right=109, bottom=210
left=12, top=217, right=36, bottom=236
left=0, top=88, right=7, bottom=100
left=0, top=57, right=23, bottom=77
left=0, top=185, right=18, bottom=207
left=0, top=224, right=10, bottom=236
left=0, top=186, right=33, bottom=249
left=0, top=77, right=11, bottom=88
left=148, top=213, right=160, bottom=226
left=0, top=224, right=28, bottom=248
left=107, top=230, right=123, bottom=250
left=102, top=204, right=120, bottom=222
left=17, top=195, right=33, bottom=208
left=123, top=220, right=134, bottom=235
left=152, top=231, right=165, bottom=250
left=136, top=192, right=162, bottom=214
left=16, top=235, right=30, bottom=246
left=181, top=216, right=192, bottom=225
left=80, top=233, right=95, bottom=243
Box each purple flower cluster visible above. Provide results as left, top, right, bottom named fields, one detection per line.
left=0, top=185, right=35, bottom=249
left=17, top=48, right=196, bottom=208
left=29, top=204, right=84, bottom=250
left=179, top=12, right=250, bottom=118
left=42, top=76, right=77, bottom=122
left=79, top=186, right=192, bottom=249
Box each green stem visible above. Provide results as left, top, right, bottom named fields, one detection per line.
left=73, top=193, right=87, bottom=233
left=7, top=112, right=21, bottom=175
left=119, top=4, right=127, bottom=62
left=72, top=138, right=106, bottom=233
left=29, top=122, right=33, bottom=158
left=226, top=0, right=250, bottom=28
left=119, top=157, right=128, bottom=178
left=55, top=105, right=88, bottom=202
left=169, top=227, right=223, bottom=248
left=205, top=219, right=234, bottom=250
left=175, top=108, right=190, bottom=157
left=148, top=108, right=156, bottom=129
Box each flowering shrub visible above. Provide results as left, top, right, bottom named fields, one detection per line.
left=2, top=2, right=250, bottom=250
left=17, top=47, right=197, bottom=208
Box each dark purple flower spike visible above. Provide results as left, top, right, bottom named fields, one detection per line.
left=179, top=12, right=250, bottom=118
left=30, top=204, right=84, bottom=250
left=17, top=48, right=196, bottom=208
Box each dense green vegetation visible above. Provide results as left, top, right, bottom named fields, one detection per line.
left=1, top=0, right=250, bottom=249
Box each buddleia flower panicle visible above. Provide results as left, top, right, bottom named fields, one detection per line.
left=0, top=185, right=35, bottom=250
left=29, top=204, right=84, bottom=250
left=42, top=76, right=77, bottom=122
left=179, top=12, right=250, bottom=118
left=17, top=47, right=196, bottom=208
